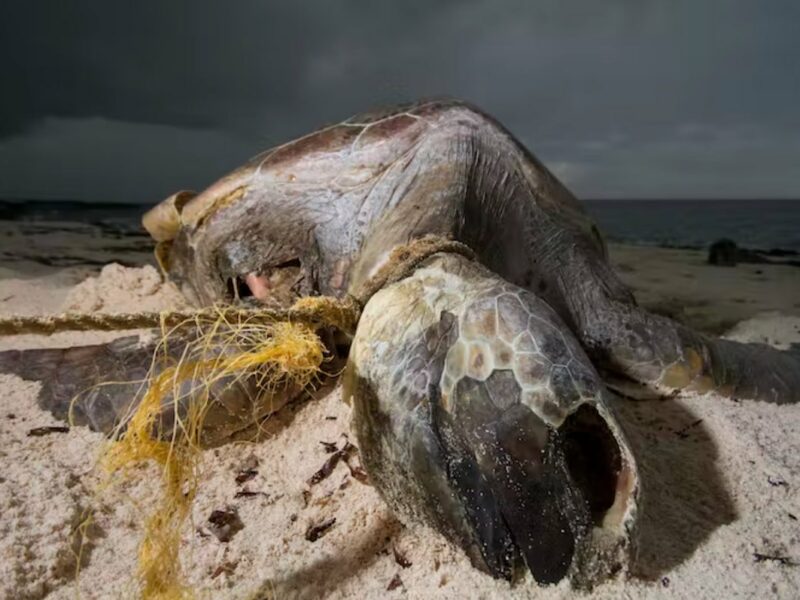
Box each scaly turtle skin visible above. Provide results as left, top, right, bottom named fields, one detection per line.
left=2, top=99, right=798, bottom=586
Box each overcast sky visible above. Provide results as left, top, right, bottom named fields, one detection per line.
left=2, top=1, right=799, bottom=203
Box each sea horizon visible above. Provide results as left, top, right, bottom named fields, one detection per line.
left=1, top=198, right=799, bottom=262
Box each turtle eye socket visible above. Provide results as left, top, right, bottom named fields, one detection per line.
left=273, top=257, right=302, bottom=270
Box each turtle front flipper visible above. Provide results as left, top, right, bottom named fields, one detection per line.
left=345, top=253, right=639, bottom=587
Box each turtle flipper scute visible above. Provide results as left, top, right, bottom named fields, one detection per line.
left=348, top=310, right=518, bottom=579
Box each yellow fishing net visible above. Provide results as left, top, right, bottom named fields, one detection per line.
left=98, top=300, right=350, bottom=599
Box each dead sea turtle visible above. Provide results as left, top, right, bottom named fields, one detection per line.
left=2, top=99, right=799, bottom=586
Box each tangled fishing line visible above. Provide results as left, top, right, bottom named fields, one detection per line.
left=102, top=299, right=352, bottom=599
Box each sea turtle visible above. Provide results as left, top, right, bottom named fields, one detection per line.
left=2, top=99, right=798, bottom=586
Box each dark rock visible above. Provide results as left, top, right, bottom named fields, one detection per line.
left=708, top=238, right=739, bottom=266
left=708, top=239, right=771, bottom=267
left=765, top=248, right=799, bottom=257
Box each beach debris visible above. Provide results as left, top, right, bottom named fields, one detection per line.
left=393, top=546, right=412, bottom=569
left=307, top=440, right=357, bottom=486
left=332, top=437, right=370, bottom=484
left=26, top=425, right=70, bottom=436
left=753, top=552, right=797, bottom=567
left=210, top=560, right=239, bottom=579
left=235, top=469, right=258, bottom=485
left=308, top=453, right=344, bottom=486
left=345, top=461, right=369, bottom=484
left=92, top=306, right=330, bottom=597
left=234, top=488, right=269, bottom=499
left=305, top=517, right=336, bottom=542
left=207, top=508, right=244, bottom=542
left=387, top=574, right=404, bottom=591
left=319, top=440, right=338, bottom=453
left=675, top=419, right=703, bottom=439
left=235, top=454, right=260, bottom=484
left=767, top=476, right=788, bottom=488
left=311, top=490, right=336, bottom=508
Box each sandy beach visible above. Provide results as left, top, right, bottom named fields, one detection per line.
left=609, top=243, right=800, bottom=336
left=0, top=245, right=798, bottom=599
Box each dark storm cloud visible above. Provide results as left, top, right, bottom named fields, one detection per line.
left=2, top=1, right=799, bottom=201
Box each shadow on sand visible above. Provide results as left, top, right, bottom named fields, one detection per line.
left=611, top=395, right=737, bottom=579
left=255, top=516, right=403, bottom=600
left=252, top=393, right=737, bottom=596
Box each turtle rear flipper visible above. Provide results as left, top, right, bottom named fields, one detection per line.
left=529, top=236, right=800, bottom=404
left=681, top=334, right=800, bottom=403
left=0, top=336, right=154, bottom=434
left=581, top=297, right=800, bottom=404
left=0, top=335, right=302, bottom=444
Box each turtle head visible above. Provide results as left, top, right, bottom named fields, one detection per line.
left=346, top=252, right=639, bottom=586
left=142, top=173, right=320, bottom=307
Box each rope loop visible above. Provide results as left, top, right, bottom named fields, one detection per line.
left=0, top=235, right=474, bottom=337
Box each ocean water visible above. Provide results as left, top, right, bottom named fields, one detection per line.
left=584, top=199, right=800, bottom=252
left=0, top=199, right=798, bottom=270
left=0, top=201, right=154, bottom=269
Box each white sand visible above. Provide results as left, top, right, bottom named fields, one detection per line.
left=608, top=243, right=800, bottom=334
left=1, top=261, right=799, bottom=599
